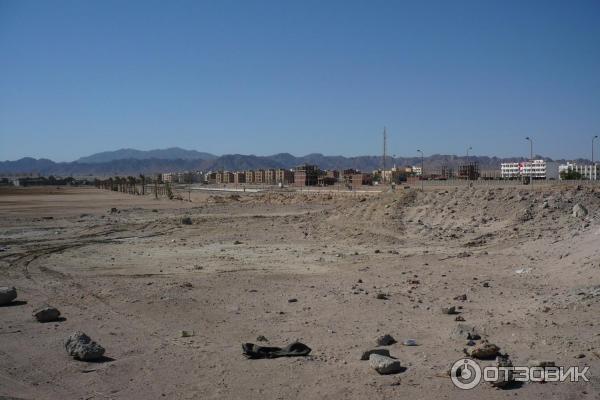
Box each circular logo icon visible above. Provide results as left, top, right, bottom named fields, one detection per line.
left=451, top=358, right=482, bottom=390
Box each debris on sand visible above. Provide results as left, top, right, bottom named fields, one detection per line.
left=34, top=306, right=61, bottom=322
left=375, top=334, right=397, bottom=346
left=573, top=203, right=588, bottom=218
left=360, top=348, right=391, bottom=360
left=180, top=216, right=193, bottom=225
left=468, top=341, right=500, bottom=359
left=65, top=331, right=106, bottom=361
left=0, top=287, right=17, bottom=306
left=369, top=354, right=402, bottom=374
left=242, top=342, right=311, bottom=359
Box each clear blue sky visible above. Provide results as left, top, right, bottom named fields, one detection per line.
left=1, top=0, right=599, bottom=162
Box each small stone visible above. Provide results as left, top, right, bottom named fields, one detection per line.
left=34, top=306, right=61, bottom=322
left=181, top=330, right=195, bottom=337
left=180, top=217, right=192, bottom=225
left=454, top=294, right=467, bottom=301
left=256, top=335, right=268, bottom=342
left=233, top=240, right=243, bottom=245
left=0, top=286, right=17, bottom=306
left=369, top=354, right=402, bottom=374
left=288, top=298, right=298, bottom=303
left=376, top=334, right=397, bottom=346
left=402, top=339, right=418, bottom=346
left=483, top=282, right=490, bottom=288
left=455, top=315, right=465, bottom=322
left=360, top=348, right=391, bottom=360
left=575, top=353, right=586, bottom=359
left=375, top=293, right=388, bottom=300
left=65, top=331, right=106, bottom=361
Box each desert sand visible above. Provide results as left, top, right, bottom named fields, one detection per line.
left=1, top=185, right=599, bottom=399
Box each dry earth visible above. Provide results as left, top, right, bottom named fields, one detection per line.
left=1, top=185, right=599, bottom=399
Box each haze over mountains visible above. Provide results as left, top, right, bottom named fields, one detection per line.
left=0, top=147, right=590, bottom=177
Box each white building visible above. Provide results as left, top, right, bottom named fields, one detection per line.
left=558, top=162, right=598, bottom=180
left=411, top=166, right=422, bottom=176
left=501, top=160, right=557, bottom=179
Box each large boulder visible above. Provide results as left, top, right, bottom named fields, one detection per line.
left=369, top=354, right=402, bottom=374
left=573, top=204, right=588, bottom=218
left=34, top=306, right=61, bottom=323
left=65, top=331, right=105, bottom=361
left=0, top=287, right=17, bottom=306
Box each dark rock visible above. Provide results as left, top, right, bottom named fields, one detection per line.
left=34, top=306, right=61, bottom=322
left=0, top=286, right=17, bottom=306
left=65, top=331, right=106, bottom=361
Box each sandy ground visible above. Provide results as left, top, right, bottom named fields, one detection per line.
left=1, top=185, right=599, bottom=400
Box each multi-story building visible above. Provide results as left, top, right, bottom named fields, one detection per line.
left=254, top=169, right=266, bottom=184
left=264, top=169, right=276, bottom=185
left=245, top=170, right=255, bottom=184
left=293, top=164, right=319, bottom=186
left=501, top=160, right=557, bottom=179
left=234, top=172, right=246, bottom=184
left=559, top=162, right=598, bottom=180
left=412, top=166, right=422, bottom=176
left=275, top=168, right=294, bottom=184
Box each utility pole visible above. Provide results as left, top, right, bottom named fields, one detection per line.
left=593, top=135, right=598, bottom=181
left=417, top=149, right=424, bottom=191
left=382, top=127, right=387, bottom=184
left=466, top=146, right=472, bottom=181
left=525, top=137, right=533, bottom=189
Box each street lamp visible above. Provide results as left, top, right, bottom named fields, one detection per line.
left=525, top=137, right=533, bottom=188
left=417, top=149, right=424, bottom=191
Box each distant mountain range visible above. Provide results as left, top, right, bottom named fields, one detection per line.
left=76, top=147, right=217, bottom=163
left=0, top=148, right=592, bottom=177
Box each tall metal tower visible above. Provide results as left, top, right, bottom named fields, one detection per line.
left=382, top=127, right=387, bottom=183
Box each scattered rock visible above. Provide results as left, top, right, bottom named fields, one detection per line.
left=369, top=354, right=402, bottom=374
left=34, top=306, right=61, bottom=322
left=0, top=286, right=17, bottom=306
left=441, top=306, right=457, bottom=315
left=455, top=315, right=465, bottom=321
left=453, top=294, right=467, bottom=301
left=65, top=331, right=106, bottom=361
left=360, top=348, right=391, bottom=360
left=528, top=360, right=555, bottom=367
left=468, top=341, right=500, bottom=359
left=180, top=216, right=193, bottom=225
left=256, top=335, right=268, bottom=342
left=233, top=240, right=243, bottom=245
left=451, top=324, right=481, bottom=340
left=376, top=334, right=397, bottom=346
left=375, top=293, right=388, bottom=300
left=573, top=204, right=588, bottom=218
left=490, top=355, right=514, bottom=388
